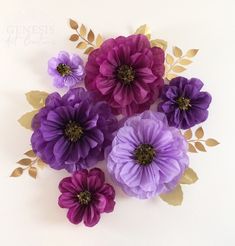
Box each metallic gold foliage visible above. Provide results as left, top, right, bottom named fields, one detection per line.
left=135, top=24, right=151, bottom=40
left=150, top=39, right=168, bottom=51
left=180, top=168, right=198, bottom=184
left=160, top=185, right=183, bottom=206
left=18, top=110, right=39, bottom=130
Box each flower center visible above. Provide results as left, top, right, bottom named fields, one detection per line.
left=57, top=63, right=71, bottom=77
left=134, top=144, right=156, bottom=166
left=116, top=65, right=135, bottom=85
left=77, top=191, right=92, bottom=205
left=177, top=97, right=191, bottom=110
left=64, top=121, right=84, bottom=142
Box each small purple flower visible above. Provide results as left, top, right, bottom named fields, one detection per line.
left=31, top=87, right=118, bottom=172
left=158, top=77, right=212, bottom=129
left=48, top=51, right=85, bottom=88
left=58, top=168, right=115, bottom=227
left=107, top=111, right=189, bottom=199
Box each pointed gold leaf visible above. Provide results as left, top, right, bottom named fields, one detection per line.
left=186, top=49, right=199, bottom=57
left=180, top=168, right=198, bottom=184
left=188, top=143, right=197, bottom=153
left=25, top=91, right=48, bottom=109
left=205, top=138, right=220, bottom=147
left=166, top=54, right=174, bottom=65
left=160, top=185, right=183, bottom=206
left=28, top=167, right=37, bottom=179
left=184, top=129, right=192, bottom=140
left=195, top=127, right=204, bottom=139
left=195, top=142, right=206, bottom=152
left=76, top=42, right=87, bottom=49
left=80, top=24, right=86, bottom=36
left=173, top=46, right=183, bottom=57
left=69, top=19, right=78, bottom=30
left=84, top=47, right=94, bottom=55
left=179, top=59, right=192, bottom=65
left=151, top=39, right=167, bottom=51
left=96, top=34, right=103, bottom=47
left=87, top=30, right=95, bottom=42
left=18, top=110, right=39, bottom=130
left=10, top=167, right=23, bottom=177
left=135, top=24, right=151, bottom=37
left=172, top=65, right=186, bottom=73
left=37, top=159, right=46, bottom=169
left=24, top=150, right=36, bottom=158
left=166, top=73, right=177, bottom=80
left=69, top=34, right=79, bottom=41
left=17, top=158, right=32, bottom=166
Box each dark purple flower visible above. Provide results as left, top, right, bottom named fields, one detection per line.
left=31, top=88, right=118, bottom=172
left=158, top=77, right=212, bottom=129
left=85, top=34, right=165, bottom=116
left=58, top=168, right=115, bottom=227
left=48, top=51, right=85, bottom=88
left=107, top=111, right=189, bottom=199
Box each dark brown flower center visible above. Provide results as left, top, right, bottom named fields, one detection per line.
left=134, top=144, right=156, bottom=166
left=64, top=121, right=84, bottom=142
left=177, top=97, right=191, bottom=111
left=77, top=191, right=92, bottom=205
left=116, top=65, right=135, bottom=85
left=57, top=63, right=71, bottom=77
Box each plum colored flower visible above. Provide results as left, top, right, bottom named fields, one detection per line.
left=31, top=87, right=118, bottom=172
left=158, top=77, right=212, bottom=129
left=48, top=51, right=85, bottom=88
left=58, top=168, right=115, bottom=227
left=85, top=34, right=165, bottom=116
left=107, top=111, right=189, bottom=199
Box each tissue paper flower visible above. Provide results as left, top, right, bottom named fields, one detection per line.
left=31, top=87, right=118, bottom=172
left=58, top=168, right=115, bottom=227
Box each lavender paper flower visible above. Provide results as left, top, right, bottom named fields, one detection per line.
left=48, top=51, right=85, bottom=88
left=31, top=88, right=118, bottom=172
left=158, top=77, right=212, bottom=129
left=107, top=111, right=189, bottom=199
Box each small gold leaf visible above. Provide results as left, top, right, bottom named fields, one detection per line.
left=84, top=47, right=94, bottom=55
left=172, top=65, right=186, bottom=73
left=184, top=129, right=192, bottom=140
left=96, top=34, right=103, bottom=47
left=28, top=167, right=37, bottom=179
left=160, top=185, right=183, bottom=206
left=10, top=167, right=23, bottom=177
left=37, top=159, right=46, bottom=169
left=186, top=49, right=199, bottom=57
left=69, top=19, right=78, bottom=30
left=151, top=39, right=167, bottom=51
left=76, top=42, right=87, bottom=49
left=87, top=30, right=95, bottom=42
left=25, top=91, right=48, bottom=109
left=166, top=54, right=174, bottom=65
left=80, top=24, right=87, bottom=36
left=69, top=34, right=79, bottom=41
left=135, top=24, right=151, bottom=37
left=17, top=158, right=32, bottom=166
left=195, top=127, right=204, bottom=139
left=195, top=142, right=206, bottom=152
left=179, top=59, right=192, bottom=65
left=180, top=168, right=198, bottom=184
left=205, top=138, right=220, bottom=147
left=24, top=150, right=36, bottom=158
left=173, top=46, right=183, bottom=57
left=18, top=110, right=39, bottom=130
left=188, top=143, right=197, bottom=153
left=166, top=73, right=177, bottom=80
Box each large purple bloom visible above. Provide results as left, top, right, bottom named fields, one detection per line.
left=107, top=111, right=189, bottom=199
left=31, top=88, right=118, bottom=172
left=58, top=168, right=115, bottom=227
left=48, top=51, right=85, bottom=88
left=158, top=77, right=212, bottom=129
left=85, top=34, right=165, bottom=116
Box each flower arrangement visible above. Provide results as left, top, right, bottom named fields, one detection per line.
left=12, top=20, right=220, bottom=227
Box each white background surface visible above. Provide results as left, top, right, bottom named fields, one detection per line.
left=0, top=0, right=234, bottom=245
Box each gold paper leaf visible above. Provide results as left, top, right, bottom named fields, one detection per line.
left=179, top=59, right=192, bottom=65
left=188, top=143, right=197, bottom=153
left=84, top=47, right=94, bottom=54
left=180, top=168, right=198, bottom=184
left=184, top=129, right=192, bottom=140
left=69, top=34, right=79, bottom=41
left=10, top=167, right=23, bottom=177
left=24, top=150, right=36, bottom=158
left=166, top=73, right=177, bottom=80
left=69, top=19, right=78, bottom=30
left=166, top=54, right=174, bottom=65
left=135, top=24, right=151, bottom=37
left=151, top=39, right=167, bottom=51
left=173, top=46, right=183, bottom=57
left=28, top=167, right=37, bottom=179
left=172, top=65, right=186, bottom=73
left=37, top=159, right=46, bottom=169
left=87, top=30, right=95, bottom=42
left=17, top=158, right=31, bottom=166
left=18, top=110, right=39, bottom=130
left=96, top=34, right=103, bottom=47
left=80, top=24, right=87, bottom=36
left=195, top=142, right=206, bottom=152
left=25, top=91, right=48, bottom=109
left=186, top=49, right=199, bottom=57
left=76, top=42, right=87, bottom=49
left=205, top=138, right=220, bottom=147
left=160, top=185, right=183, bottom=206
left=195, top=127, right=204, bottom=139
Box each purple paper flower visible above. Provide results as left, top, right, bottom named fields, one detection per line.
left=107, top=111, right=189, bottom=199
left=85, top=34, right=165, bottom=116
left=31, top=88, right=118, bottom=172
left=158, top=77, right=212, bottom=129
left=48, top=51, right=85, bottom=88
left=58, top=168, right=115, bottom=227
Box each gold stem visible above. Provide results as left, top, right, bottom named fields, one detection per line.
left=76, top=30, right=95, bottom=47
left=164, top=55, right=186, bottom=78
left=188, top=139, right=206, bottom=143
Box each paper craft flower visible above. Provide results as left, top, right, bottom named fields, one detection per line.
left=158, top=77, right=212, bottom=129
left=107, top=111, right=189, bottom=199
left=85, top=34, right=165, bottom=116
left=48, top=51, right=85, bottom=88
left=31, top=87, right=118, bottom=172
left=58, top=168, right=115, bottom=227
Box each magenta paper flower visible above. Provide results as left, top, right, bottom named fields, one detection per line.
left=85, top=34, right=165, bottom=116
left=58, top=168, right=115, bottom=227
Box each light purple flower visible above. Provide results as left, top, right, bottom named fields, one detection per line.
left=48, top=51, right=85, bottom=88
left=107, top=111, right=189, bottom=199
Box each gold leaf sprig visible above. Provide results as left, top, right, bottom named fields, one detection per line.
left=11, top=150, right=46, bottom=179
left=69, top=19, right=104, bottom=55
left=183, top=127, right=220, bottom=153
left=134, top=24, right=151, bottom=40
